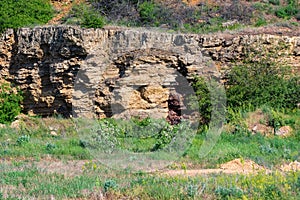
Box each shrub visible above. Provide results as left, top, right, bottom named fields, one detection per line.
left=190, top=77, right=212, bottom=124
left=89, top=0, right=140, bottom=24
left=221, top=0, right=254, bottom=23
left=0, top=82, right=23, bottom=124
left=104, top=179, right=118, bottom=192
left=17, top=135, right=30, bottom=145
left=65, top=3, right=105, bottom=28
left=267, top=110, right=284, bottom=131
left=138, top=1, right=158, bottom=25
left=275, top=0, right=299, bottom=19
left=255, top=17, right=268, bottom=27
left=190, top=76, right=226, bottom=126
left=225, top=59, right=299, bottom=111
left=46, top=143, right=57, bottom=152
left=0, top=0, right=53, bottom=33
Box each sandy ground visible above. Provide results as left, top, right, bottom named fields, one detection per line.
left=1, top=158, right=299, bottom=177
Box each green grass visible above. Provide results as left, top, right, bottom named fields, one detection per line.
left=186, top=109, right=300, bottom=168
left=0, top=119, right=91, bottom=160
left=0, top=161, right=299, bottom=199
left=185, top=132, right=300, bottom=168
left=0, top=114, right=299, bottom=168
left=0, top=114, right=298, bottom=199
left=0, top=0, right=54, bottom=33
left=0, top=114, right=299, bottom=198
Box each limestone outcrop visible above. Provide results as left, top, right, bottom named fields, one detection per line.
left=0, top=26, right=299, bottom=119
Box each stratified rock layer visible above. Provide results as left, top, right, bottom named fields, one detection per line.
left=0, top=26, right=299, bottom=119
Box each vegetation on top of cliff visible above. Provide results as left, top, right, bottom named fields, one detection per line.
left=0, top=0, right=298, bottom=33
left=64, top=2, right=105, bottom=28
left=63, top=0, right=299, bottom=33
left=0, top=0, right=54, bottom=33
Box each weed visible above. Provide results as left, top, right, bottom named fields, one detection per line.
left=16, top=135, right=30, bottom=145
left=82, top=160, right=98, bottom=172
left=255, top=17, right=268, bottom=27
left=215, top=186, right=244, bottom=199
left=186, top=183, right=198, bottom=198
left=46, top=142, right=56, bottom=152
left=104, top=179, right=118, bottom=192
left=264, top=184, right=282, bottom=199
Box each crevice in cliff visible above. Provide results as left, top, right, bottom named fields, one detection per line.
left=93, top=49, right=195, bottom=123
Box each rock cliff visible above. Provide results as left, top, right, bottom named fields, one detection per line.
left=0, top=26, right=299, bottom=119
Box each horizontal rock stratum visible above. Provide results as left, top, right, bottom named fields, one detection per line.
left=0, top=26, right=299, bottom=119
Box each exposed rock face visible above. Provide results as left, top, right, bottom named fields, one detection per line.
left=0, top=27, right=86, bottom=117
left=0, top=26, right=299, bottom=119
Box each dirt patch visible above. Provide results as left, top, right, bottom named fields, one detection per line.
left=161, top=159, right=268, bottom=176
left=1, top=158, right=299, bottom=179
left=48, top=0, right=85, bottom=25
left=35, top=159, right=88, bottom=176
left=220, top=158, right=265, bottom=172
left=280, top=161, right=300, bottom=172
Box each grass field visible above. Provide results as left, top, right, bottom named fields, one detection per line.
left=1, top=161, right=299, bottom=199
left=0, top=112, right=299, bottom=199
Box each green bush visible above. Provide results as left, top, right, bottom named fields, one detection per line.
left=138, top=1, right=158, bottom=25
left=275, top=1, right=299, bottom=19
left=103, top=179, right=118, bottom=192
left=0, top=0, right=54, bottom=33
left=190, top=77, right=213, bottom=125
left=17, top=135, right=30, bottom=145
left=0, top=82, right=23, bottom=124
left=225, top=59, right=299, bottom=111
left=65, top=3, right=105, bottom=28
left=190, top=76, right=226, bottom=126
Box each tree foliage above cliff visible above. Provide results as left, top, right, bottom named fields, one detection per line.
left=0, top=0, right=54, bottom=33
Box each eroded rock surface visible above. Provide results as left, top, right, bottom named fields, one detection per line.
left=0, top=26, right=299, bottom=119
